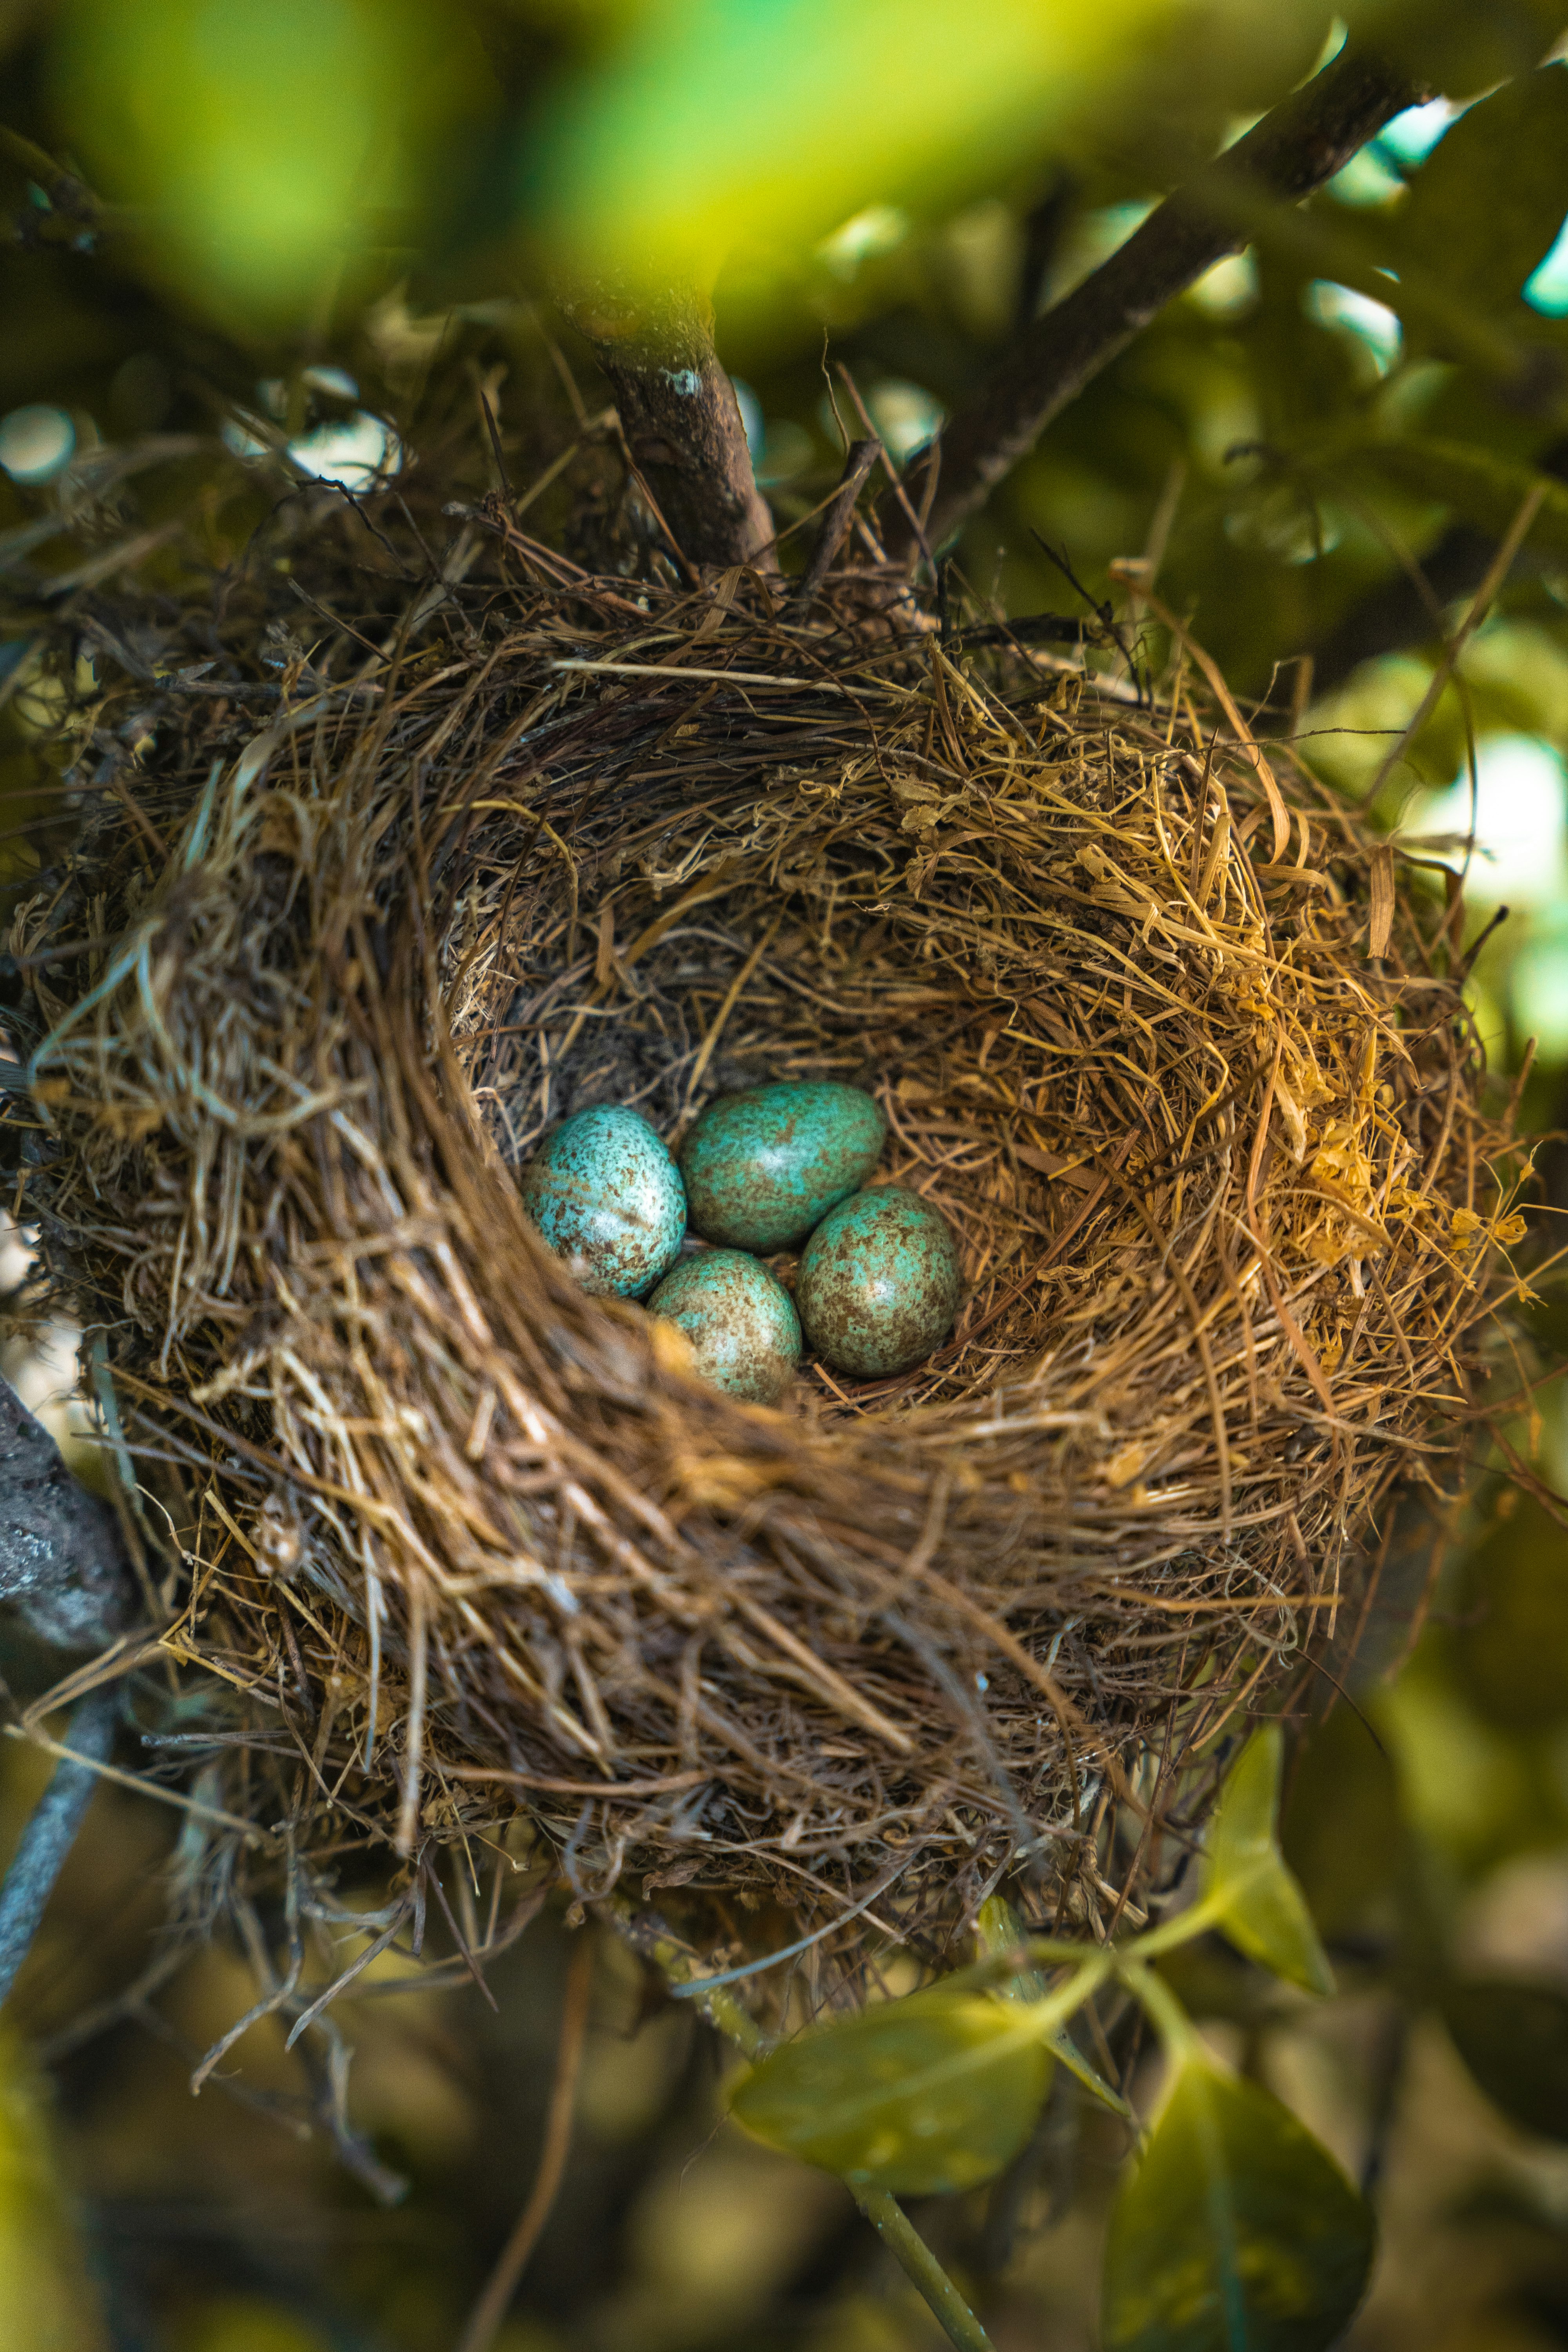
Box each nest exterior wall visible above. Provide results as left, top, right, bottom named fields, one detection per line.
left=6, top=545, right=1521, bottom=1937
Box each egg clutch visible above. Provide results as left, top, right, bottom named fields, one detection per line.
left=518, top=1082, right=962, bottom=1402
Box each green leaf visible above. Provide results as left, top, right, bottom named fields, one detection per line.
left=1204, top=1731, right=1335, bottom=1996
left=974, top=1896, right=1130, bottom=2114
left=1441, top=1978, right=1568, bottom=2143
left=1102, top=2056, right=1376, bottom=2352
left=728, top=1988, right=1053, bottom=2195
left=1395, top=65, right=1568, bottom=311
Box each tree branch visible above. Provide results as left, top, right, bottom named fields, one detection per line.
left=0, top=1681, right=121, bottom=2007
left=562, top=281, right=776, bottom=572
left=0, top=1376, right=136, bottom=1649
left=792, top=437, right=879, bottom=613
left=884, top=45, right=1425, bottom=561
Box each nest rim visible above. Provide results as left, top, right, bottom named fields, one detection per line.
left=4, top=532, right=1526, bottom=1955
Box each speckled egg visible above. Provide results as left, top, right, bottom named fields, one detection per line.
left=647, top=1250, right=802, bottom=1403
left=680, top=1082, right=887, bottom=1252
left=519, top=1105, right=685, bottom=1297
left=797, top=1185, right=962, bottom=1378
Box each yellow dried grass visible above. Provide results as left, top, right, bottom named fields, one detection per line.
left=9, top=536, right=1524, bottom=1949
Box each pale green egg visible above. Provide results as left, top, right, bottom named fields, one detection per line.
left=797, top=1185, right=962, bottom=1377
left=520, top=1105, right=685, bottom=1296
left=681, top=1082, right=886, bottom=1251
left=647, top=1249, right=802, bottom=1403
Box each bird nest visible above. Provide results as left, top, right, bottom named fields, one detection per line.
left=5, top=495, right=1523, bottom=1951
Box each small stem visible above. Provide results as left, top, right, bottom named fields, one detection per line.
left=856, top=2189, right=998, bottom=2352
left=1118, top=1960, right=1204, bottom=2064
left=1120, top=1894, right=1225, bottom=1965
left=608, top=1898, right=771, bottom=2051
left=1357, top=479, right=1548, bottom=809
left=792, top=437, right=879, bottom=613
left=608, top=1899, right=1000, bottom=2352
left=698, top=1976, right=768, bottom=2058
left=0, top=1682, right=120, bottom=2006
left=454, top=1929, right=595, bottom=2352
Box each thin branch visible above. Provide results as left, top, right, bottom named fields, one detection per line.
left=1305, top=428, right=1568, bottom=690
left=561, top=280, right=776, bottom=571
left=883, top=44, right=1423, bottom=559
left=1358, top=480, right=1547, bottom=807
left=0, top=1681, right=120, bottom=2006
left=0, top=1374, right=137, bottom=1648
left=455, top=1929, right=595, bottom=2352
left=792, top=437, right=879, bottom=613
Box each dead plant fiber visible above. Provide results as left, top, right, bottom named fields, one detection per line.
left=6, top=508, right=1523, bottom=1953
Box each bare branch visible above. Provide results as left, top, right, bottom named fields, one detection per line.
left=0, top=1376, right=136, bottom=1649
left=883, top=45, right=1425, bottom=561
left=792, top=437, right=879, bottom=613
left=562, top=281, right=776, bottom=572
left=455, top=1930, right=595, bottom=2352
left=0, top=1682, right=121, bottom=2005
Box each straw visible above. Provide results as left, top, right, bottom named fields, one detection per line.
left=1, top=454, right=1522, bottom=1982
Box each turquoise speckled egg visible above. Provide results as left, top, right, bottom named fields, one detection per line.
left=797, top=1185, right=962, bottom=1378
left=647, top=1250, right=802, bottom=1403
left=520, top=1105, right=685, bottom=1297
left=680, top=1082, right=887, bottom=1252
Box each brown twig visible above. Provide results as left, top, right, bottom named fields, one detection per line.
left=561, top=280, right=775, bottom=570
left=455, top=1929, right=595, bottom=2352
left=884, top=44, right=1422, bottom=557
left=792, top=437, right=879, bottom=613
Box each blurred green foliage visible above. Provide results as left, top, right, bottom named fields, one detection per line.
left=531, top=0, right=1186, bottom=288
left=0, top=2020, right=108, bottom=2350
left=53, top=0, right=484, bottom=323
left=4, top=0, right=1568, bottom=2348
left=728, top=1735, right=1375, bottom=2344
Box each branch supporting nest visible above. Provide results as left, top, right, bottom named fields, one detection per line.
left=0, top=1681, right=121, bottom=2005
left=562, top=279, right=777, bottom=571
left=883, top=44, right=1425, bottom=559
left=0, top=1376, right=135, bottom=1649
left=559, top=48, right=1425, bottom=575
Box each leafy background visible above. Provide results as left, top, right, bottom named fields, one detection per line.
left=4, top=1, right=1568, bottom=2346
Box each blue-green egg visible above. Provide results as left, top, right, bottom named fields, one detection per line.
left=680, top=1082, right=887, bottom=1252
left=647, top=1250, right=802, bottom=1403
left=797, top=1185, right=962, bottom=1378
left=519, top=1105, right=684, bottom=1297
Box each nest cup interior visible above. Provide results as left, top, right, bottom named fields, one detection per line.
left=465, top=752, right=1083, bottom=1417
left=457, top=659, right=1459, bottom=1419
left=14, top=565, right=1513, bottom=1942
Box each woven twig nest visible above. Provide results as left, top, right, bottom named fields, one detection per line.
left=11, top=517, right=1517, bottom=1946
